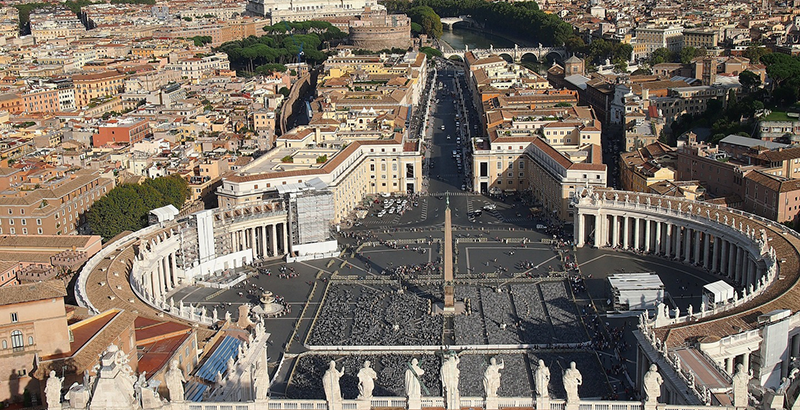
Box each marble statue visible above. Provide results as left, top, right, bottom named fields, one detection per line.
left=65, top=382, right=90, bottom=410
left=405, top=359, right=425, bottom=400
left=562, top=362, right=582, bottom=403
left=732, top=364, right=750, bottom=408
left=46, top=370, right=63, bottom=409
left=688, top=304, right=693, bottom=317
left=322, top=360, right=344, bottom=404
left=483, top=357, right=504, bottom=398
left=534, top=359, right=550, bottom=398
left=441, top=353, right=460, bottom=409
left=642, top=364, right=663, bottom=404
left=166, top=360, right=186, bottom=402
left=357, top=361, right=377, bottom=399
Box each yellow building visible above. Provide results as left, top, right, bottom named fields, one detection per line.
left=72, top=70, right=127, bottom=109
left=619, top=142, right=677, bottom=193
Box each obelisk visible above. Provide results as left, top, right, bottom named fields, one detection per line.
left=443, top=194, right=455, bottom=311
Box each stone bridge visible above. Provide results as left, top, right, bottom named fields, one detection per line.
left=442, top=44, right=568, bottom=63
left=440, top=15, right=481, bottom=30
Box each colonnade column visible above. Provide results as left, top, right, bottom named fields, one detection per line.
left=735, top=246, right=744, bottom=284
left=693, top=230, right=701, bottom=265
left=577, top=214, right=585, bottom=247
left=665, top=224, right=672, bottom=257
left=655, top=222, right=662, bottom=255
left=611, top=215, right=619, bottom=248
left=270, top=224, right=278, bottom=256
left=170, top=253, right=178, bottom=286
left=250, top=228, right=257, bottom=259
left=284, top=223, right=291, bottom=255
left=720, top=239, right=729, bottom=277
left=634, top=218, right=641, bottom=250
left=623, top=216, right=630, bottom=249
left=712, top=237, right=721, bottom=273
left=703, top=234, right=711, bottom=269
left=683, top=228, right=692, bottom=264
left=675, top=226, right=682, bottom=260
left=727, top=243, right=737, bottom=281
left=747, top=258, right=756, bottom=287
left=644, top=219, right=652, bottom=253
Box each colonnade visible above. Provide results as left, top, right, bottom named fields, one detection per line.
left=576, top=213, right=765, bottom=289
left=144, top=251, right=180, bottom=300
left=228, top=222, right=290, bottom=260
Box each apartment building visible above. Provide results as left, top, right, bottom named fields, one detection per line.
left=634, top=25, right=684, bottom=55
left=170, top=53, right=231, bottom=80
left=72, top=70, right=127, bottom=109
left=683, top=28, right=720, bottom=49
left=93, top=118, right=150, bottom=147
left=0, top=169, right=115, bottom=235
left=21, top=88, right=60, bottom=113
left=0, top=281, right=71, bottom=403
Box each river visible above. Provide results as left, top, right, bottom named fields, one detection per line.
left=439, top=27, right=532, bottom=51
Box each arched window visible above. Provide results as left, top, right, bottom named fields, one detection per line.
left=1, top=340, right=7, bottom=349
left=28, top=336, right=34, bottom=346
left=11, top=330, right=23, bottom=351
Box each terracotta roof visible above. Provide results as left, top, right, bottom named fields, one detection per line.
left=749, top=146, right=800, bottom=163
left=0, top=280, right=66, bottom=305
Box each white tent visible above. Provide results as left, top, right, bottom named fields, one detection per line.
left=607, top=272, right=665, bottom=311
left=702, top=280, right=735, bottom=307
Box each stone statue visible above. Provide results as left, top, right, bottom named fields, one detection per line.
left=440, top=353, right=460, bottom=409
left=405, top=358, right=425, bottom=400
left=65, top=382, right=90, bottom=410
left=46, top=370, right=63, bottom=409
left=732, top=364, right=750, bottom=407
left=483, top=357, right=504, bottom=398
left=642, top=364, right=663, bottom=404
left=322, top=360, right=344, bottom=404
left=166, top=360, right=186, bottom=402
left=688, top=304, right=693, bottom=318
left=358, top=361, right=378, bottom=399
left=562, top=362, right=582, bottom=403
left=534, top=359, right=550, bottom=398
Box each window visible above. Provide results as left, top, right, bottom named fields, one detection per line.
left=11, top=312, right=18, bottom=322
left=20, top=219, right=25, bottom=225
left=37, top=228, right=42, bottom=234
left=11, top=330, right=23, bottom=351
left=28, top=336, right=33, bottom=346
left=1, top=340, right=5, bottom=349
left=36, top=219, right=41, bottom=225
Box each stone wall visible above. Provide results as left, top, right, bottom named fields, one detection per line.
left=350, top=25, right=411, bottom=51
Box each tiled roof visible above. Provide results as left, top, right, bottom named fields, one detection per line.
left=0, top=280, right=66, bottom=305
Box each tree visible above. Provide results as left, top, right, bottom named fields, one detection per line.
left=87, top=175, right=188, bottom=241
left=408, top=6, right=443, bottom=38
left=420, top=47, right=443, bottom=59
left=739, top=70, right=761, bottom=93
left=743, top=45, right=771, bottom=64
left=410, top=22, right=423, bottom=34
left=649, top=48, right=674, bottom=65
left=679, top=46, right=705, bottom=64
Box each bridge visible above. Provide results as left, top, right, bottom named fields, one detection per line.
left=441, top=43, right=568, bottom=63
left=440, top=15, right=481, bottom=31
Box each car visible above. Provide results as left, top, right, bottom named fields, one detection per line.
left=441, top=125, right=445, bottom=130
left=447, top=135, right=451, bottom=139
left=483, top=204, right=497, bottom=211
left=452, top=150, right=458, bottom=156
left=461, top=184, right=466, bottom=190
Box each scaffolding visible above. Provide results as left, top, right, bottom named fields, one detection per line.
left=293, top=189, right=334, bottom=245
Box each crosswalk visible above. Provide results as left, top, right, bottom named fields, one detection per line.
left=427, top=191, right=476, bottom=197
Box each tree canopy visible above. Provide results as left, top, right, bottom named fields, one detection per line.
left=408, top=6, right=443, bottom=38
left=217, top=22, right=345, bottom=74
left=87, top=175, right=188, bottom=241
left=384, top=0, right=575, bottom=46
